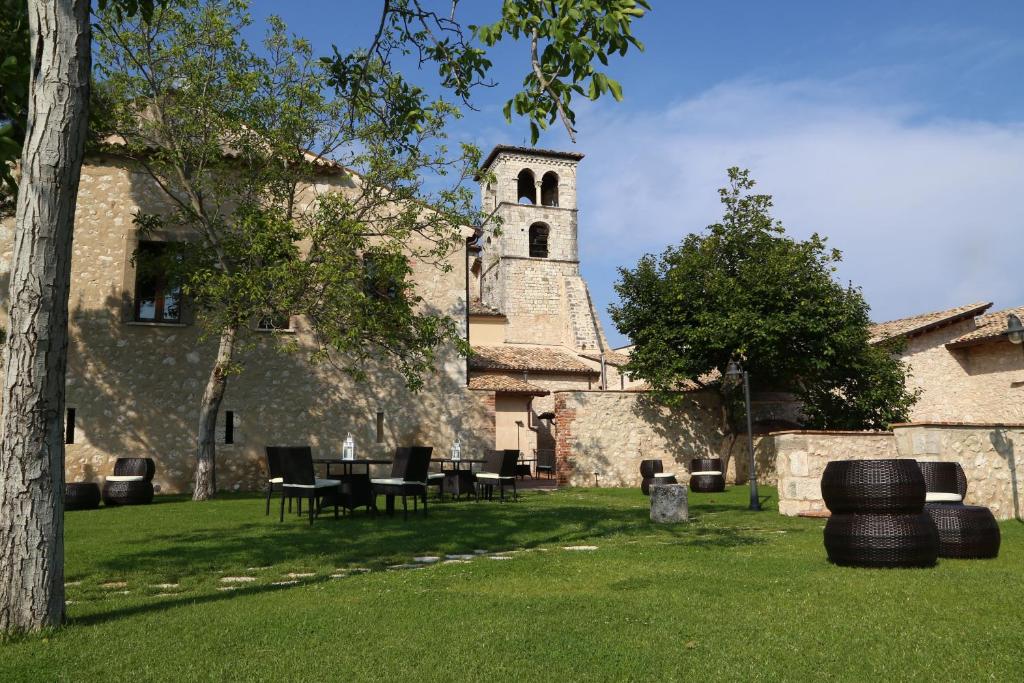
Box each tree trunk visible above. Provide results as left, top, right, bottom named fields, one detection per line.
left=192, top=326, right=237, bottom=501
left=0, top=0, right=91, bottom=633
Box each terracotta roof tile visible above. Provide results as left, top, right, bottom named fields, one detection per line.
left=469, top=346, right=599, bottom=375
left=468, top=299, right=505, bottom=317
left=869, top=302, right=992, bottom=344
left=946, top=305, right=1024, bottom=348
left=468, top=375, right=550, bottom=395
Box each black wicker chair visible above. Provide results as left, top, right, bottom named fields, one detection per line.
left=372, top=446, right=432, bottom=519
left=639, top=459, right=677, bottom=495
left=65, top=482, right=101, bottom=511
left=277, top=446, right=340, bottom=525
left=474, top=449, right=519, bottom=501
left=102, top=457, right=156, bottom=506
left=689, top=457, right=725, bottom=493
left=821, top=459, right=938, bottom=568
left=264, top=446, right=286, bottom=516
left=536, top=449, right=556, bottom=479
left=918, top=460, right=1000, bottom=559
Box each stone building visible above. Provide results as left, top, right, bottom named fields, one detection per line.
left=870, top=301, right=1024, bottom=423
left=0, top=144, right=638, bottom=493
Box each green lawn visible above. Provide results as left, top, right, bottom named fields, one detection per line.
left=2, top=486, right=1022, bottom=681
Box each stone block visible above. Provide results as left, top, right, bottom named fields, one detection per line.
left=650, top=484, right=689, bottom=523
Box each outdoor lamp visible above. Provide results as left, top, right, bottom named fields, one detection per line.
left=1007, top=313, right=1024, bottom=345
left=725, top=359, right=761, bottom=511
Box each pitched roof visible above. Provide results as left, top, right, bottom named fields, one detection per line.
left=946, top=306, right=1024, bottom=348
left=869, top=302, right=992, bottom=344
left=577, top=350, right=632, bottom=367
left=469, top=346, right=600, bottom=375
left=468, top=375, right=549, bottom=396
left=468, top=299, right=505, bottom=317
left=477, top=145, right=585, bottom=178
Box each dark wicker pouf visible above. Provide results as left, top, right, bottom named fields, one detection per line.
left=821, top=459, right=925, bottom=514
left=824, top=512, right=939, bottom=568
left=689, top=457, right=725, bottom=493
left=640, top=459, right=663, bottom=495
left=102, top=479, right=155, bottom=506
left=65, top=482, right=101, bottom=511
left=924, top=503, right=1000, bottom=559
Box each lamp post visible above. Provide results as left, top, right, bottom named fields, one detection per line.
left=725, top=360, right=761, bottom=511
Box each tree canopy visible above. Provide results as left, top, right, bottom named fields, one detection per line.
left=611, top=167, right=918, bottom=430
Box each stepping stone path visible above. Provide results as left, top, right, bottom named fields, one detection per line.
left=563, top=545, right=598, bottom=551
left=442, top=559, right=470, bottom=565
left=413, top=556, right=440, bottom=564
left=100, top=581, right=128, bottom=589
left=218, top=586, right=238, bottom=592
left=285, top=572, right=315, bottom=579
left=446, top=554, right=476, bottom=561
left=246, top=566, right=272, bottom=571
left=65, top=581, right=82, bottom=587
left=388, top=563, right=424, bottom=571
left=271, top=580, right=298, bottom=586
left=220, top=576, right=256, bottom=584
left=151, top=583, right=180, bottom=589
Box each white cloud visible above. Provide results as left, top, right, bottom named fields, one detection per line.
left=572, top=79, right=1024, bottom=345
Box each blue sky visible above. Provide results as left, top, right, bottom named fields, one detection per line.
left=249, top=1, right=1024, bottom=347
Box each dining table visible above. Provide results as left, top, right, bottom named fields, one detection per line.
left=313, top=458, right=392, bottom=513
left=430, top=458, right=485, bottom=500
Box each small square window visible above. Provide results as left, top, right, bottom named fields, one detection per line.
left=134, top=241, right=182, bottom=323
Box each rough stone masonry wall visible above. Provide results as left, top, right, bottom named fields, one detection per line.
left=773, top=423, right=1024, bottom=520
left=901, top=322, right=1024, bottom=423
left=0, top=156, right=494, bottom=494
left=553, top=390, right=727, bottom=487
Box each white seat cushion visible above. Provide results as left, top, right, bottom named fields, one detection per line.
left=926, top=492, right=962, bottom=503
left=268, top=477, right=283, bottom=484
left=476, top=472, right=513, bottom=480
left=691, top=471, right=722, bottom=476
left=653, top=473, right=676, bottom=478
left=427, top=473, right=445, bottom=480
left=285, top=478, right=340, bottom=489
left=106, top=475, right=145, bottom=482
left=371, top=477, right=405, bottom=486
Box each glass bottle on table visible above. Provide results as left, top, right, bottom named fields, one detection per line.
left=343, top=432, right=355, bottom=461
left=451, top=436, right=461, bottom=465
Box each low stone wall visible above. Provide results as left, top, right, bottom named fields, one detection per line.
left=773, top=423, right=1024, bottom=520
left=553, top=390, right=724, bottom=487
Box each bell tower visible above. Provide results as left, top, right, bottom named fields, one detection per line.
left=477, top=145, right=607, bottom=351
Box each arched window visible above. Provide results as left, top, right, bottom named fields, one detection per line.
left=517, top=168, right=536, bottom=204
left=541, top=171, right=559, bottom=207
left=529, top=223, right=549, bottom=258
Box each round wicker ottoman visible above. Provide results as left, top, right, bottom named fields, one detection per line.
left=821, top=459, right=938, bottom=568
left=65, top=482, right=101, bottom=511
left=689, top=458, right=725, bottom=493
left=102, top=479, right=155, bottom=506
left=824, top=512, right=939, bottom=568
left=924, top=503, right=1000, bottom=559
left=640, top=459, right=669, bottom=495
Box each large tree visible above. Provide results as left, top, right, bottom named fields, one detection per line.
left=1, top=0, right=649, bottom=632
left=612, top=167, right=917, bottom=432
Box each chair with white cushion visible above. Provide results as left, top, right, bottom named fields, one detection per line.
left=474, top=449, right=519, bottom=502
left=264, top=446, right=286, bottom=516
left=689, top=457, right=725, bottom=493
left=918, top=460, right=999, bottom=558
left=640, top=459, right=676, bottom=495
left=102, top=457, right=156, bottom=506
left=372, top=446, right=432, bottom=519
left=276, top=446, right=340, bottom=525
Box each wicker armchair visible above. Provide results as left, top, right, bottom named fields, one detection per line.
left=474, top=449, right=519, bottom=501
left=639, top=459, right=676, bottom=495
left=918, top=460, right=999, bottom=559
left=689, top=457, right=725, bottom=493
left=372, top=446, right=432, bottom=519
left=102, top=457, right=156, bottom=506
left=276, top=446, right=340, bottom=525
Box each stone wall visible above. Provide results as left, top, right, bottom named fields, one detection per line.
left=900, top=323, right=1024, bottom=423
left=773, top=423, right=1024, bottom=520
left=1, top=155, right=495, bottom=494
left=553, top=390, right=727, bottom=487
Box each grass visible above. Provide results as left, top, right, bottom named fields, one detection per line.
left=1, top=486, right=1022, bottom=681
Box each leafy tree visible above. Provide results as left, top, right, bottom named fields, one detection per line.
left=0, top=0, right=30, bottom=215
left=611, top=167, right=917, bottom=433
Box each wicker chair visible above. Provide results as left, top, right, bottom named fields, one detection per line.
left=639, top=459, right=676, bottom=495
left=102, top=457, right=156, bottom=506
left=277, top=446, right=340, bottom=525
left=264, top=446, right=286, bottom=516
left=821, top=459, right=938, bottom=568
left=372, top=446, right=432, bottom=519
left=918, top=461, right=1000, bottom=559
left=474, top=449, right=519, bottom=501
left=536, top=449, right=556, bottom=479
left=689, top=457, right=725, bottom=493
left=65, top=482, right=101, bottom=511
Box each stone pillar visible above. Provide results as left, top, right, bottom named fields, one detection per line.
left=650, top=484, right=689, bottom=523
